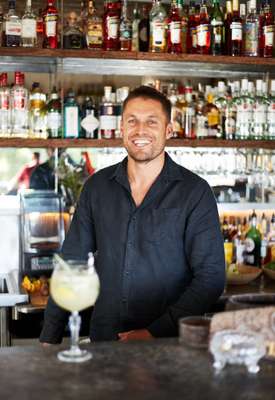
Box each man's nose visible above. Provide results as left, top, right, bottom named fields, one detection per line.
left=135, top=121, right=146, bottom=134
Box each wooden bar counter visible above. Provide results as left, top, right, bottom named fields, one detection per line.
left=1, top=338, right=275, bottom=400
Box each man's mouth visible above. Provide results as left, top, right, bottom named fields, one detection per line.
left=132, top=139, right=152, bottom=148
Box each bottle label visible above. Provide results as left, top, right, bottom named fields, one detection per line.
left=13, top=90, right=26, bottom=110
left=120, top=25, right=132, bottom=41
left=139, top=26, right=148, bottom=43
left=0, top=93, right=9, bottom=110
left=169, top=21, right=181, bottom=44
left=64, top=107, right=79, bottom=138
left=107, top=16, right=119, bottom=39
left=87, top=22, right=103, bottom=46
left=191, top=27, right=197, bottom=48
left=22, top=19, right=37, bottom=39
left=6, top=21, right=22, bottom=36
left=230, top=22, right=242, bottom=41
left=264, top=25, right=275, bottom=47
left=45, top=14, right=58, bottom=37
left=99, top=115, right=116, bottom=131
left=152, top=21, right=166, bottom=46
left=196, top=24, right=210, bottom=47
left=48, top=112, right=61, bottom=130
left=244, top=22, right=258, bottom=54
left=254, top=103, right=267, bottom=124
left=211, top=20, right=223, bottom=44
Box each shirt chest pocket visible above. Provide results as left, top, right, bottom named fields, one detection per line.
left=140, top=208, right=181, bottom=244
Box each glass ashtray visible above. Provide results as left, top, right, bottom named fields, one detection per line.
left=209, top=329, right=266, bottom=374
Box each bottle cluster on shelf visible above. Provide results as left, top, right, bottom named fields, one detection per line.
left=0, top=73, right=130, bottom=139
left=167, top=77, right=275, bottom=140
left=221, top=210, right=275, bottom=268
left=0, top=0, right=273, bottom=57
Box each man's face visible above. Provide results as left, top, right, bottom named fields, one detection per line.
left=121, top=97, right=172, bottom=163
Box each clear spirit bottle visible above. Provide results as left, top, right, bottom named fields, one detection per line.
left=22, top=0, right=37, bottom=47
left=244, top=0, right=259, bottom=57
left=267, top=79, right=275, bottom=140
left=252, top=79, right=267, bottom=140
left=47, top=86, right=62, bottom=138
left=0, top=73, right=10, bottom=137
left=149, top=0, right=167, bottom=53
left=10, top=72, right=29, bottom=137
left=63, top=90, right=80, bottom=138
left=99, top=86, right=116, bottom=139
left=4, top=0, right=21, bottom=47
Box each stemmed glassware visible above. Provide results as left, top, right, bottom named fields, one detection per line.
left=50, top=253, right=100, bottom=363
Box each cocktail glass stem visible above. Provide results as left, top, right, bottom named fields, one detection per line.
left=69, top=311, right=81, bottom=355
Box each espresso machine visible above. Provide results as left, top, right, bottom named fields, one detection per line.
left=19, top=190, right=68, bottom=282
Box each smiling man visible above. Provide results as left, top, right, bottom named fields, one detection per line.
left=40, top=86, right=225, bottom=344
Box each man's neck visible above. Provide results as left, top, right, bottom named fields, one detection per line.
left=127, top=152, right=165, bottom=187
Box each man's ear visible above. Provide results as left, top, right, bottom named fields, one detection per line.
left=166, top=123, right=173, bottom=139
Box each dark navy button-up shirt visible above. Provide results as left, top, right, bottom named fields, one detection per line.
left=40, top=153, right=225, bottom=343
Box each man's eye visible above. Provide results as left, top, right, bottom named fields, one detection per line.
left=148, top=120, right=157, bottom=126
left=128, top=119, right=136, bottom=125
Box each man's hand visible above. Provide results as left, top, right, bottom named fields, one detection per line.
left=118, top=329, right=153, bottom=342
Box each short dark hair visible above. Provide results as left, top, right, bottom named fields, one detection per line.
left=33, top=152, right=40, bottom=160
left=122, top=85, right=171, bottom=123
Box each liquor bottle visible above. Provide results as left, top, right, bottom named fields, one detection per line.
left=167, top=0, right=182, bottom=54
left=29, top=82, right=47, bottom=138
left=195, top=82, right=208, bottom=139
left=187, top=1, right=197, bottom=53
left=169, top=84, right=183, bottom=138
left=224, top=0, right=233, bottom=55
left=0, top=73, right=10, bottom=137
left=10, top=72, right=29, bottom=137
left=149, top=0, right=167, bottom=53
left=21, top=0, right=37, bottom=47
left=36, top=8, right=44, bottom=47
left=80, top=0, right=88, bottom=32
left=202, top=91, right=220, bottom=138
left=103, top=0, right=121, bottom=51
left=235, top=78, right=252, bottom=139
left=196, top=0, right=211, bottom=55
left=259, top=0, right=275, bottom=58
left=119, top=0, right=132, bottom=51
left=99, top=86, right=117, bottom=139
left=252, top=79, right=267, bottom=140
left=224, top=81, right=238, bottom=140
left=138, top=5, right=150, bottom=52
left=42, top=0, right=58, bottom=49
left=210, top=0, right=224, bottom=55
left=268, top=213, right=275, bottom=262
left=0, top=6, right=3, bottom=47
left=183, top=85, right=196, bottom=139
left=214, top=81, right=227, bottom=137
left=47, top=86, right=62, bottom=138
left=131, top=4, right=140, bottom=51
left=4, top=0, right=21, bottom=47
left=244, top=210, right=261, bottom=267
left=85, top=0, right=103, bottom=50
left=267, top=79, right=275, bottom=139
left=177, top=0, right=187, bottom=53
left=63, top=90, right=80, bottom=138
left=80, top=96, right=99, bottom=139
left=230, top=0, right=243, bottom=56
left=244, top=0, right=260, bottom=57
left=63, top=11, right=84, bottom=49
left=115, top=86, right=129, bottom=137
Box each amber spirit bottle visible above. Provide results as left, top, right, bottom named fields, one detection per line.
left=149, top=0, right=167, bottom=53
left=167, top=0, right=182, bottom=53
left=103, top=0, right=121, bottom=51
left=42, top=0, right=58, bottom=49
left=119, top=0, right=132, bottom=51
left=210, top=0, right=224, bottom=55
left=196, top=0, right=210, bottom=55
left=259, top=0, right=274, bottom=58
left=230, top=0, right=243, bottom=56
left=85, top=0, right=103, bottom=50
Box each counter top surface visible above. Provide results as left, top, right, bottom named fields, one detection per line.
left=1, top=338, right=275, bottom=400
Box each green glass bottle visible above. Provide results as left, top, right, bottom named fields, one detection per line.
left=63, top=90, right=80, bottom=138
left=210, top=0, right=224, bottom=55
left=244, top=210, right=261, bottom=267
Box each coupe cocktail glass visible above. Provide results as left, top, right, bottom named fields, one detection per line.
left=50, top=254, right=100, bottom=362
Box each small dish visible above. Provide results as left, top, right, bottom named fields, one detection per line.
left=226, top=264, right=262, bottom=285
left=179, top=316, right=211, bottom=348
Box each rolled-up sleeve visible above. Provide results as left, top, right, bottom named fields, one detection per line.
left=148, top=182, right=225, bottom=337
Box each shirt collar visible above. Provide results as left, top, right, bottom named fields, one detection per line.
left=108, top=152, right=185, bottom=183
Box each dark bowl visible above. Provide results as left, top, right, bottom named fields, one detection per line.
left=226, top=293, right=275, bottom=311
left=179, top=316, right=211, bottom=348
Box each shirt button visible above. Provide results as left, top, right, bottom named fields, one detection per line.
left=122, top=297, right=127, bottom=303
left=125, top=270, right=129, bottom=275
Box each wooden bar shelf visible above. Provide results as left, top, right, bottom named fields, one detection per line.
left=0, top=138, right=274, bottom=149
